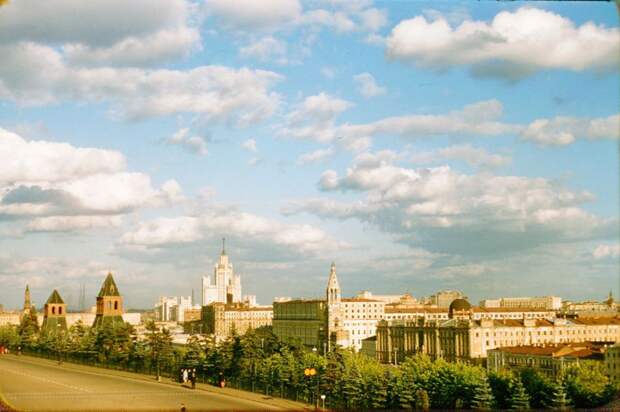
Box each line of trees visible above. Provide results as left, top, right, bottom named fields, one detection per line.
left=0, top=317, right=618, bottom=410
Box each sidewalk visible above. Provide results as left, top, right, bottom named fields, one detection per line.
left=5, top=354, right=312, bottom=411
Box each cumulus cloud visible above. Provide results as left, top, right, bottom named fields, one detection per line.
left=167, top=128, right=208, bottom=155
left=285, top=153, right=616, bottom=256
left=386, top=7, right=619, bottom=80
left=118, top=207, right=344, bottom=258
left=593, top=244, right=620, bottom=260
left=297, top=147, right=335, bottom=165
left=353, top=72, right=386, bottom=98
left=411, top=144, right=511, bottom=170
left=521, top=114, right=620, bottom=145
left=0, top=42, right=282, bottom=124
left=0, top=0, right=200, bottom=67
left=0, top=128, right=182, bottom=231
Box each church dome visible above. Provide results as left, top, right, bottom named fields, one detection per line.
left=448, top=298, right=471, bottom=318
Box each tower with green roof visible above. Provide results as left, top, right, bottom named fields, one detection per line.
left=41, top=289, right=67, bottom=334
left=92, top=272, right=124, bottom=329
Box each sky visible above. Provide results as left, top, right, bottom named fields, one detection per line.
left=0, top=0, right=618, bottom=310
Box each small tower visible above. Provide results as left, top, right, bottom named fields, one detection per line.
left=92, top=272, right=124, bottom=329
left=326, top=262, right=341, bottom=304
left=23, top=285, right=32, bottom=314
left=41, top=289, right=67, bottom=334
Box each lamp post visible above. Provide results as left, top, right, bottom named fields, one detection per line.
left=304, top=367, right=318, bottom=410
left=320, top=394, right=326, bottom=410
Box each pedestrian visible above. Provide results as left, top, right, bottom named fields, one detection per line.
left=183, top=368, right=188, bottom=384
left=190, top=368, right=196, bottom=389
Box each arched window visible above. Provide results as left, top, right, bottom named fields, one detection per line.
left=114, top=301, right=118, bottom=310
left=59, top=307, right=63, bottom=315
left=52, top=306, right=56, bottom=315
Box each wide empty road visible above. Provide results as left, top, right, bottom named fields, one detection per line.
left=0, top=355, right=303, bottom=411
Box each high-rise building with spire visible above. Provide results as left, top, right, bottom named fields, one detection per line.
left=92, top=272, right=124, bottom=329
left=202, top=238, right=242, bottom=305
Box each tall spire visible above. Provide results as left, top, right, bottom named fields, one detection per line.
left=221, top=237, right=226, bottom=256
left=23, top=284, right=31, bottom=312
left=326, top=261, right=341, bottom=304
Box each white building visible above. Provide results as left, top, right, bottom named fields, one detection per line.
left=155, top=295, right=196, bottom=323
left=202, top=239, right=242, bottom=306
left=480, top=296, right=562, bottom=311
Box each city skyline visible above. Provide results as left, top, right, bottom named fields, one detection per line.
left=0, top=1, right=618, bottom=310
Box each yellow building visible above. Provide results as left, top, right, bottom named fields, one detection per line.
left=202, top=302, right=272, bottom=341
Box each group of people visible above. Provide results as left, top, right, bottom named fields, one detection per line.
left=180, top=367, right=197, bottom=389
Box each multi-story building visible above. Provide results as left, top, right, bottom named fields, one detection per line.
left=605, top=343, right=620, bottom=383
left=377, top=299, right=620, bottom=364
left=480, top=296, right=562, bottom=311
left=201, top=302, right=272, bottom=341
left=202, top=239, right=242, bottom=305
left=273, top=299, right=328, bottom=349
left=355, top=291, right=415, bottom=305
left=156, top=296, right=197, bottom=323
left=561, top=292, right=619, bottom=318
left=488, top=342, right=607, bottom=378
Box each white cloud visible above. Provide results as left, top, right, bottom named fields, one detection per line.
left=297, top=147, right=334, bottom=165
left=118, top=207, right=343, bottom=257
left=239, top=36, right=287, bottom=63
left=321, top=67, right=336, bottom=79
left=593, top=244, right=620, bottom=260
left=0, top=0, right=199, bottom=67
left=354, top=72, right=386, bottom=98
left=285, top=154, right=615, bottom=256
left=0, top=128, right=182, bottom=230
left=0, top=127, right=125, bottom=184
left=411, top=144, right=511, bottom=170
left=521, top=114, right=620, bottom=145
left=167, top=128, right=208, bottom=155
left=26, top=215, right=123, bottom=232
left=0, top=43, right=282, bottom=124
left=241, top=138, right=258, bottom=152
left=281, top=93, right=352, bottom=142
left=204, top=0, right=302, bottom=31
left=386, top=7, right=619, bottom=80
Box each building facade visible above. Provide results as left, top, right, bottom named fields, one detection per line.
left=202, top=240, right=242, bottom=306
left=480, top=296, right=562, bottom=311
left=488, top=342, right=606, bottom=378
left=202, top=302, right=272, bottom=340
left=273, top=299, right=328, bottom=349
left=377, top=300, right=620, bottom=364
left=605, top=343, right=620, bottom=383
left=156, top=296, right=196, bottom=323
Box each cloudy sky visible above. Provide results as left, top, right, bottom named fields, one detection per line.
left=0, top=0, right=618, bottom=310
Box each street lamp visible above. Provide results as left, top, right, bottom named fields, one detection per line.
left=320, top=394, right=326, bottom=410
left=303, top=367, right=318, bottom=410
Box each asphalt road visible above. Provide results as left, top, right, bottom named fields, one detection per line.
left=0, top=355, right=303, bottom=411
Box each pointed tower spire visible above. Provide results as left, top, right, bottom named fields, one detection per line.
left=221, top=237, right=226, bottom=256
left=326, top=261, right=341, bottom=304
left=23, top=284, right=31, bottom=313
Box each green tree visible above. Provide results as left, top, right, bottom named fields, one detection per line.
left=563, top=362, right=617, bottom=408
left=489, top=370, right=514, bottom=410
left=520, top=367, right=555, bottom=409
left=414, top=388, right=430, bottom=411
left=471, top=376, right=495, bottom=410
left=145, top=321, right=173, bottom=380
left=508, top=377, right=531, bottom=410
left=550, top=381, right=571, bottom=411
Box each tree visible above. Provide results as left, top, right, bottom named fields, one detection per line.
left=520, top=367, right=555, bottom=409
left=471, top=377, right=495, bottom=410
left=563, top=362, right=617, bottom=408
left=508, top=377, right=531, bottom=410
left=145, top=321, right=173, bottom=380
left=550, top=381, right=571, bottom=411
left=489, top=370, right=514, bottom=410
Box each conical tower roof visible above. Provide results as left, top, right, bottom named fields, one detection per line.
left=327, top=261, right=340, bottom=290
left=98, top=272, right=120, bottom=297
left=46, top=289, right=65, bottom=304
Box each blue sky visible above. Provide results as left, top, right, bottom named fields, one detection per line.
left=0, top=0, right=618, bottom=310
